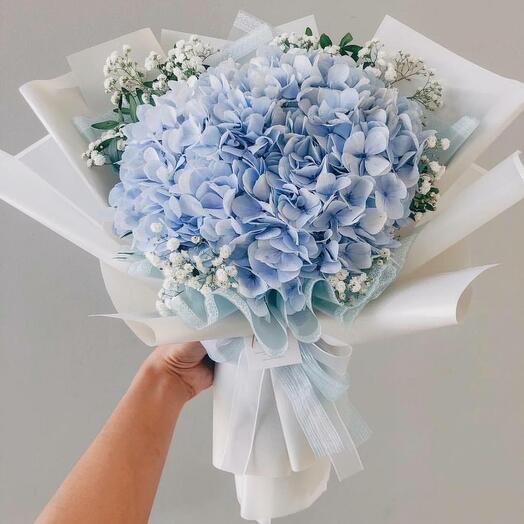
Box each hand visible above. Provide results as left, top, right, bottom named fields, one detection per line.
left=147, top=342, right=214, bottom=401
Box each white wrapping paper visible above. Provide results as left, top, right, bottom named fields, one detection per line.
left=403, top=152, right=524, bottom=277
left=373, top=16, right=524, bottom=191
left=0, top=150, right=121, bottom=264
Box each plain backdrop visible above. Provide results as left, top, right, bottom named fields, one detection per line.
left=1, top=1, right=523, bottom=523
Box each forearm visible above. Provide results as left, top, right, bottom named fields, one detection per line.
left=36, top=355, right=187, bottom=524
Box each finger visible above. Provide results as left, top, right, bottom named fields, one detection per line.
left=159, top=341, right=206, bottom=365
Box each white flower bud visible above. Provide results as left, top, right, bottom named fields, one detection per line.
left=419, top=180, right=432, bottom=195
left=166, top=238, right=180, bottom=251
left=150, top=222, right=163, bottom=233
left=335, top=281, right=346, bottom=293
left=169, top=252, right=184, bottom=265
left=426, top=135, right=437, bottom=148
left=215, top=268, right=228, bottom=283
left=384, top=66, right=397, bottom=82
left=92, top=152, right=106, bottom=166
left=219, top=245, right=232, bottom=259
left=429, top=161, right=441, bottom=173
left=225, top=265, right=237, bottom=277
left=440, top=138, right=450, bottom=150
left=336, top=269, right=349, bottom=281
left=145, top=251, right=162, bottom=267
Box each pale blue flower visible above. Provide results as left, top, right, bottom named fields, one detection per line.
left=109, top=45, right=427, bottom=311
left=342, top=127, right=391, bottom=177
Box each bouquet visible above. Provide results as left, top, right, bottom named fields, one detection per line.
left=2, top=12, right=524, bottom=523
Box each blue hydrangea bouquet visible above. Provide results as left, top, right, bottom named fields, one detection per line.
left=2, top=12, right=524, bottom=523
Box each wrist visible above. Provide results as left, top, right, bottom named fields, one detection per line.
left=139, top=351, right=192, bottom=404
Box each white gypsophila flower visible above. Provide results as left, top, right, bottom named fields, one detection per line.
left=219, top=245, right=231, bottom=259
left=110, top=92, right=121, bottom=105
left=323, top=45, right=340, bottom=55
left=348, top=279, right=361, bottom=293
left=169, top=251, right=184, bottom=265
left=419, top=179, right=432, bottom=195
left=215, top=268, right=228, bottom=283
left=145, top=251, right=162, bottom=267
left=225, top=265, right=237, bottom=277
left=440, top=138, right=450, bottom=150
left=166, top=238, right=180, bottom=251
left=384, top=66, right=397, bottom=82
left=429, top=161, right=441, bottom=173
left=335, top=280, right=346, bottom=293
left=336, top=269, right=349, bottom=281
left=426, top=135, right=438, bottom=148
left=150, top=222, right=163, bottom=233
left=92, top=152, right=106, bottom=166
left=328, top=275, right=338, bottom=287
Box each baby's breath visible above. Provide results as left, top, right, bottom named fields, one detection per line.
left=329, top=249, right=392, bottom=305
left=146, top=241, right=238, bottom=316
left=409, top=135, right=450, bottom=220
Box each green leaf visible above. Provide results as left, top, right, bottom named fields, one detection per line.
left=102, top=137, right=120, bottom=164
left=123, top=90, right=138, bottom=123
left=345, top=44, right=363, bottom=61
left=305, top=26, right=313, bottom=37
left=319, top=33, right=332, bottom=49
left=97, top=137, right=117, bottom=150
left=91, top=120, right=119, bottom=130
left=339, top=32, right=353, bottom=48
left=136, top=88, right=144, bottom=103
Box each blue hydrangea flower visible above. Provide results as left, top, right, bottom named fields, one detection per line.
left=109, top=46, right=428, bottom=313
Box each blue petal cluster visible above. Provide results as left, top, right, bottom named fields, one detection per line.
left=110, top=47, right=428, bottom=311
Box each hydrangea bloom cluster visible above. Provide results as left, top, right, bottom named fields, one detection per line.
left=109, top=46, right=431, bottom=314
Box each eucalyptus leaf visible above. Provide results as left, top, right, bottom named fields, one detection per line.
left=97, top=137, right=116, bottom=150
left=91, top=120, right=119, bottom=130
left=345, top=44, right=363, bottom=61
left=125, top=91, right=138, bottom=123
left=305, top=26, right=313, bottom=37
left=319, top=34, right=332, bottom=49
left=106, top=137, right=120, bottom=164
left=339, top=32, right=353, bottom=48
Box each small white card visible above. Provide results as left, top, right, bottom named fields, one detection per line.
left=246, top=334, right=302, bottom=370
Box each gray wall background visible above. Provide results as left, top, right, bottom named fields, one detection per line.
left=1, top=1, right=523, bottom=522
